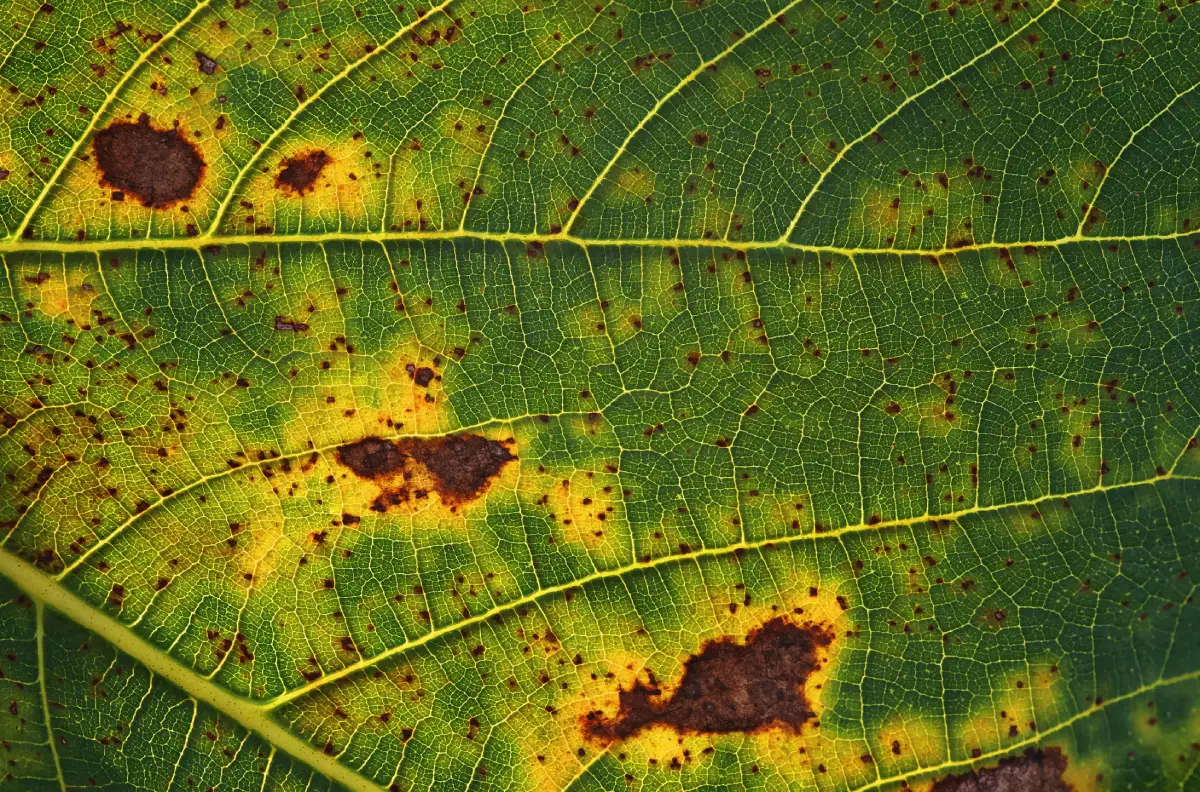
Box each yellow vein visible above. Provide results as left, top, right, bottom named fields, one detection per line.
left=781, top=0, right=1061, bottom=241
left=263, top=468, right=1182, bottom=709
left=0, top=553, right=384, bottom=791
left=0, top=227, right=1193, bottom=259
left=561, top=0, right=805, bottom=235
left=12, top=0, right=214, bottom=239
left=207, top=0, right=455, bottom=234
left=459, top=2, right=613, bottom=231
left=1075, top=76, right=1200, bottom=237
left=35, top=603, right=67, bottom=792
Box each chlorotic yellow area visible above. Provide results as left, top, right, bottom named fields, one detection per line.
left=519, top=465, right=620, bottom=551
left=874, top=714, right=950, bottom=775
left=232, top=517, right=289, bottom=591
left=18, top=263, right=99, bottom=325
left=954, top=665, right=1070, bottom=757
left=236, top=137, right=378, bottom=231
left=687, top=193, right=737, bottom=240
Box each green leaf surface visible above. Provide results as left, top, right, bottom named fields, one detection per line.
left=0, top=0, right=1198, bottom=789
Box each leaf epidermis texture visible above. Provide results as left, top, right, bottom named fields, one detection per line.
left=0, top=0, right=1198, bottom=789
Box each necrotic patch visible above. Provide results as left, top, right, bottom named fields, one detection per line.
left=276, top=150, right=331, bottom=195
left=93, top=114, right=205, bottom=207
left=583, top=617, right=833, bottom=742
left=931, top=747, right=1072, bottom=791
left=336, top=434, right=516, bottom=510
left=336, top=437, right=405, bottom=479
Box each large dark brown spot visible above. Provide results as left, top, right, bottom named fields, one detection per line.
left=403, top=435, right=515, bottom=501
left=931, top=747, right=1072, bottom=791
left=337, top=437, right=404, bottom=479
left=583, top=617, right=833, bottom=742
left=93, top=114, right=204, bottom=207
left=406, top=363, right=435, bottom=387
left=336, top=434, right=516, bottom=510
left=276, top=150, right=330, bottom=195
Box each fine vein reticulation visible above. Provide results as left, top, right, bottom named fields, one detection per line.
left=0, top=0, right=1198, bottom=790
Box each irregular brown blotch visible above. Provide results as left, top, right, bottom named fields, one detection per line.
left=406, top=363, right=435, bottom=387
left=93, top=114, right=204, bottom=208
left=336, top=434, right=516, bottom=510
left=931, top=747, right=1072, bottom=791
left=336, top=436, right=405, bottom=479
left=195, top=51, right=218, bottom=75
left=276, top=149, right=330, bottom=195
left=274, top=315, right=309, bottom=332
left=583, top=617, right=833, bottom=742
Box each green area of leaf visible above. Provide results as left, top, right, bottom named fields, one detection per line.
left=0, top=0, right=1198, bottom=789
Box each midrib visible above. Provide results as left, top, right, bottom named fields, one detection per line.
left=0, top=228, right=1194, bottom=259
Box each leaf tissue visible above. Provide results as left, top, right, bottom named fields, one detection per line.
left=0, top=0, right=1197, bottom=789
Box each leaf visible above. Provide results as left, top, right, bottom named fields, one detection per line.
left=0, top=0, right=1197, bottom=789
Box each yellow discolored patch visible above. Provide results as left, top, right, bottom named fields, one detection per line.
left=860, top=185, right=903, bottom=240
left=953, top=665, right=1067, bottom=757
left=1059, top=745, right=1110, bottom=791
left=915, top=381, right=962, bottom=438
left=383, top=141, right=447, bottom=233
left=686, top=193, right=737, bottom=240
left=232, top=519, right=290, bottom=590
left=523, top=466, right=620, bottom=551
left=22, top=265, right=99, bottom=325
left=236, top=136, right=379, bottom=233
left=381, top=351, right=457, bottom=436
left=874, top=714, right=950, bottom=775
left=613, top=163, right=656, bottom=203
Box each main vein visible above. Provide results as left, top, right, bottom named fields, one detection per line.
left=0, top=227, right=1194, bottom=260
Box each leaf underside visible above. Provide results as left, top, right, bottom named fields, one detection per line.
left=0, top=0, right=1198, bottom=790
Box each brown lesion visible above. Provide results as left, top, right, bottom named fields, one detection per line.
left=336, top=433, right=516, bottom=512
left=405, top=363, right=435, bottom=387
left=276, top=150, right=331, bottom=195
left=93, top=114, right=205, bottom=208
left=582, top=617, right=833, bottom=743
left=930, top=747, right=1072, bottom=791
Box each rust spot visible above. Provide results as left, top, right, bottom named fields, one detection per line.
left=276, top=149, right=330, bottom=195
left=93, top=114, right=204, bottom=208
left=931, top=747, right=1071, bottom=791
left=336, top=434, right=516, bottom=510
left=583, top=617, right=832, bottom=742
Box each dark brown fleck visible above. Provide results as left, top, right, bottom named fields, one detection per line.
left=406, top=363, right=435, bottom=387
left=195, top=51, right=219, bottom=75
left=274, top=315, right=309, bottom=332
